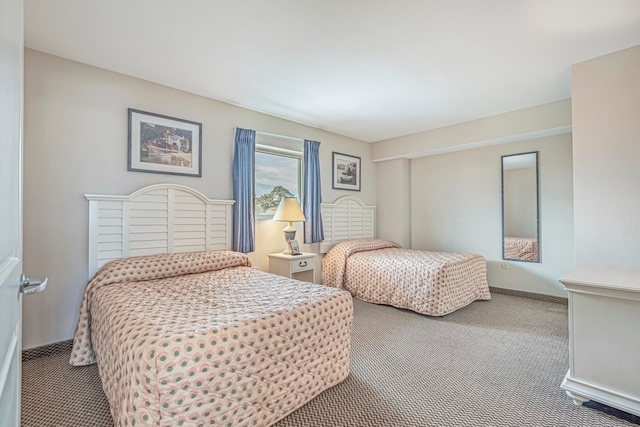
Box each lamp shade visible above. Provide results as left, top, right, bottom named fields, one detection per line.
left=273, top=197, right=306, bottom=222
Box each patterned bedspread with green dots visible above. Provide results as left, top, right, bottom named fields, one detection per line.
left=322, top=239, right=491, bottom=316
left=70, top=250, right=353, bottom=426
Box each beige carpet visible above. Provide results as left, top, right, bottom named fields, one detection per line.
left=22, top=294, right=637, bottom=427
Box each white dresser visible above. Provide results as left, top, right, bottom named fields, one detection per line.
left=559, top=265, right=640, bottom=417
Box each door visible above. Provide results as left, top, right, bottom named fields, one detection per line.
left=0, top=0, right=24, bottom=425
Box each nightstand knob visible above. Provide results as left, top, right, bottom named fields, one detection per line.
left=299, top=261, right=307, bottom=268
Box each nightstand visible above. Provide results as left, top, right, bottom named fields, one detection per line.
left=268, top=252, right=316, bottom=283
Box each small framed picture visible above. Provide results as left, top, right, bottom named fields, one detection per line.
left=332, top=152, right=361, bottom=191
left=288, top=240, right=301, bottom=255
left=128, top=108, right=202, bottom=177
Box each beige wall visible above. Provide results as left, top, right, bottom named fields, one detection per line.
left=28, top=42, right=640, bottom=349
left=410, top=134, right=573, bottom=297
left=572, top=45, right=640, bottom=266
left=503, top=167, right=537, bottom=239
left=373, top=99, right=575, bottom=296
left=22, top=49, right=375, bottom=349
left=372, top=99, right=571, bottom=161
left=376, top=158, right=411, bottom=247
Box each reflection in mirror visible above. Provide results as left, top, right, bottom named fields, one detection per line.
left=502, top=152, right=539, bottom=262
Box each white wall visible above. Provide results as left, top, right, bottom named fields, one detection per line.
left=22, top=49, right=375, bottom=349
left=572, top=45, right=640, bottom=266
left=409, top=134, right=574, bottom=297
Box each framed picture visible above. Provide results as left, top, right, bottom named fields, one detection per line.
left=128, top=108, right=202, bottom=177
left=332, top=152, right=361, bottom=191
left=288, top=239, right=301, bottom=255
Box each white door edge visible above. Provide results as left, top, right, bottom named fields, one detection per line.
left=0, top=333, right=18, bottom=403
left=0, top=258, right=20, bottom=287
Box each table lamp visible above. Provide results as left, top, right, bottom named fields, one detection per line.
left=273, top=197, right=306, bottom=254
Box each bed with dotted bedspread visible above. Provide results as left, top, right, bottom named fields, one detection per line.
left=322, top=239, right=490, bottom=316
left=70, top=250, right=353, bottom=427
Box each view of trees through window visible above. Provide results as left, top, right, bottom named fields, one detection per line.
left=255, top=150, right=301, bottom=216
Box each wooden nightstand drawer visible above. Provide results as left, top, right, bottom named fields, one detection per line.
left=290, top=257, right=313, bottom=272
left=268, top=252, right=316, bottom=283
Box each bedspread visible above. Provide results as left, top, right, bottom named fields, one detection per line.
left=70, top=251, right=353, bottom=427
left=323, top=239, right=490, bottom=316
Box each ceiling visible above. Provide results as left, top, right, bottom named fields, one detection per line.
left=24, top=0, right=640, bottom=142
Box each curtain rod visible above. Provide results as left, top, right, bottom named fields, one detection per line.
left=234, top=127, right=304, bottom=143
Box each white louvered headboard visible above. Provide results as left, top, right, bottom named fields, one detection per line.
left=320, top=196, right=376, bottom=253
left=86, top=184, right=234, bottom=278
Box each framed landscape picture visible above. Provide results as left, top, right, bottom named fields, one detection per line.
left=128, top=109, right=202, bottom=177
left=332, top=152, right=361, bottom=191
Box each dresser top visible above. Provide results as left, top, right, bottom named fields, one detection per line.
left=560, top=265, right=640, bottom=293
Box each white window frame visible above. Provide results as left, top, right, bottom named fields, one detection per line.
left=255, top=143, right=304, bottom=219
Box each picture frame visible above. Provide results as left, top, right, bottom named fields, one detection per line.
left=332, top=152, right=361, bottom=191
left=128, top=108, right=202, bottom=177
left=288, top=239, right=301, bottom=255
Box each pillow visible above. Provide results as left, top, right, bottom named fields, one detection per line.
left=90, top=250, right=251, bottom=287
left=322, top=239, right=399, bottom=289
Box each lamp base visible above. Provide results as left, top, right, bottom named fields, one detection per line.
left=282, top=223, right=296, bottom=254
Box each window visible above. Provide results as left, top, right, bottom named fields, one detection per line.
left=255, top=144, right=302, bottom=218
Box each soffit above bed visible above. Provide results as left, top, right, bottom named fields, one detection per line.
left=24, top=0, right=640, bottom=143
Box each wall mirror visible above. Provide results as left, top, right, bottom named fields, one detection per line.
left=502, top=151, right=540, bottom=262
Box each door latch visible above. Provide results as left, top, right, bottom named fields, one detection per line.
left=20, top=273, right=48, bottom=295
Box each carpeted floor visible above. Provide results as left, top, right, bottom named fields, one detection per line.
left=22, top=294, right=639, bottom=427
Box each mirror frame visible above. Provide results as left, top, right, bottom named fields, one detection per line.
left=501, top=151, right=540, bottom=263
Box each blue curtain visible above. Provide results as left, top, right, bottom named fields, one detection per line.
left=303, top=140, right=324, bottom=244
left=232, top=128, right=256, bottom=253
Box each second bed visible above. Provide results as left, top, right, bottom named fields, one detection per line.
left=322, top=239, right=490, bottom=316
